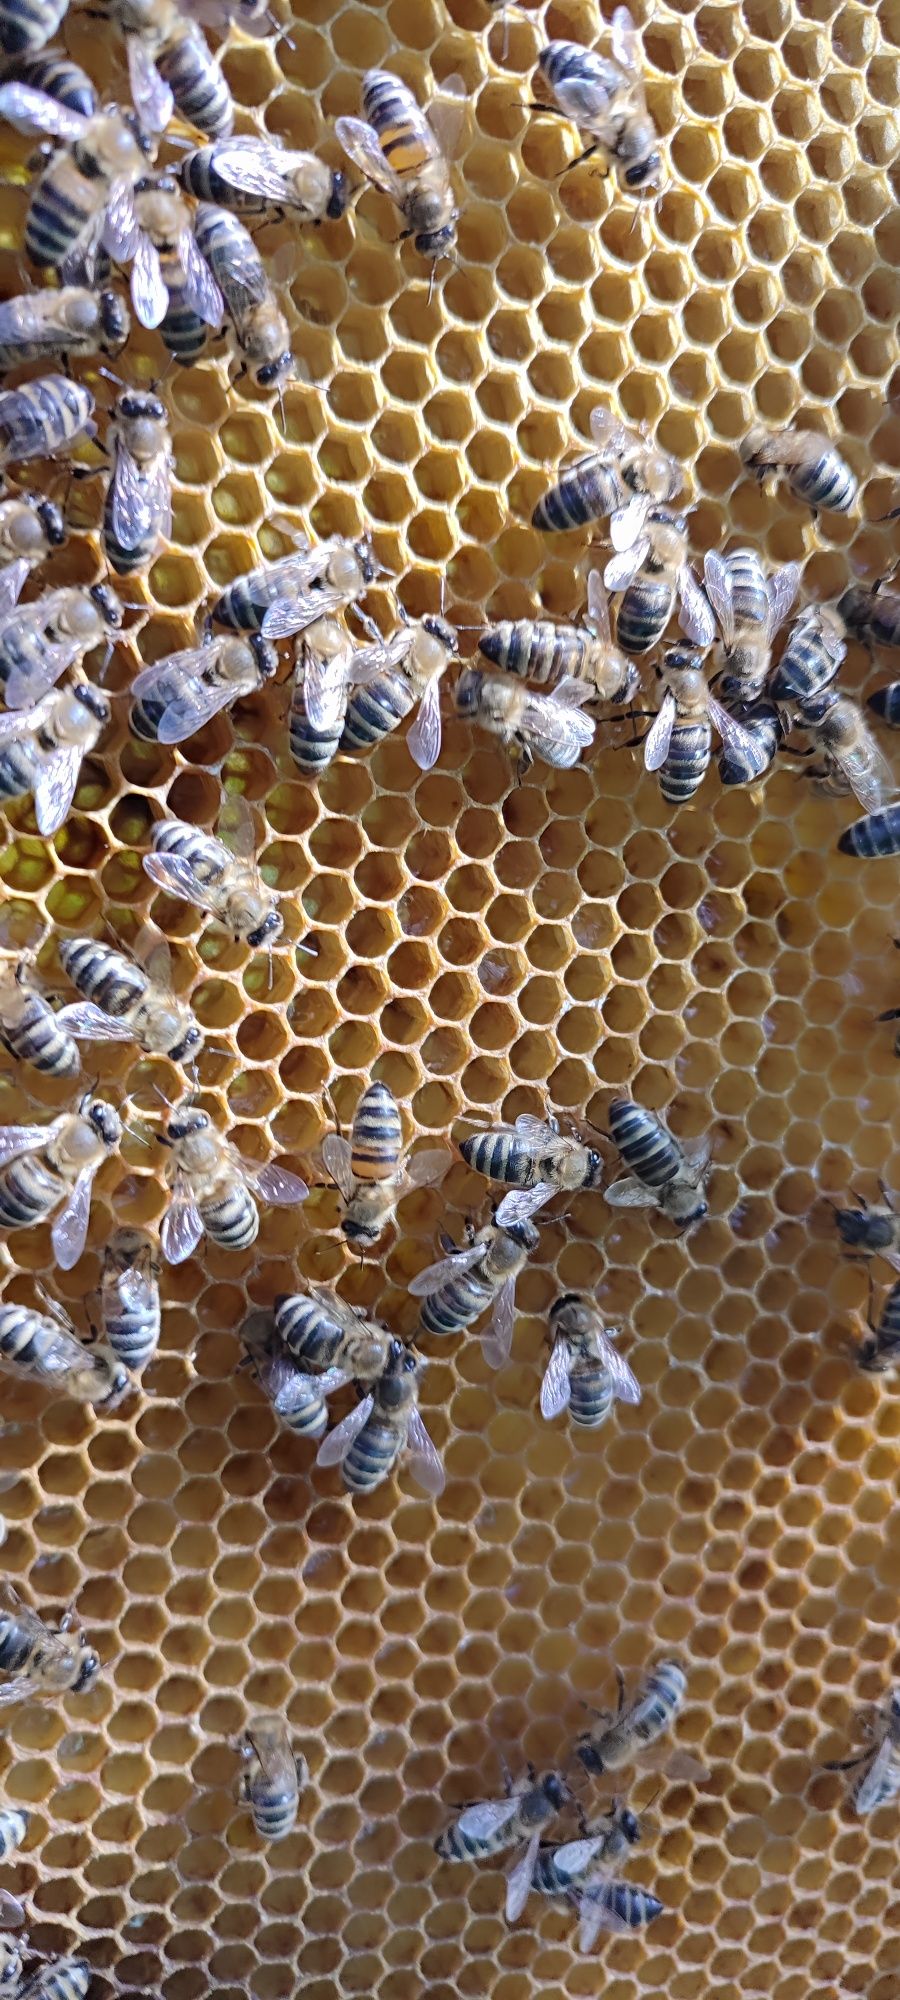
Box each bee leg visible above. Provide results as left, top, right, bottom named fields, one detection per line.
left=615, top=1667, right=626, bottom=1716
left=555, top=143, right=602, bottom=180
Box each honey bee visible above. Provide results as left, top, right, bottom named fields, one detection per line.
left=273, top=1285, right=391, bottom=1383
left=0, top=1808, right=28, bottom=1860
left=529, top=1805, right=663, bottom=1950
left=321, top=1080, right=448, bottom=1248
left=839, top=581, right=900, bottom=657
left=717, top=697, right=784, bottom=787
left=335, top=68, right=465, bottom=281
left=100, top=1226, right=161, bottom=1374
left=459, top=1113, right=604, bottom=1225
left=857, top=1279, right=900, bottom=1373
left=143, top=796, right=284, bottom=952
left=410, top=1215, right=541, bottom=1366
left=605, top=1098, right=710, bottom=1228
left=242, top=1309, right=349, bottom=1440
left=0, top=284, right=129, bottom=368
left=288, top=617, right=375, bottom=775
left=576, top=1658, right=687, bottom=1777
left=110, top=0, right=233, bottom=137
left=9, top=51, right=96, bottom=116
left=339, top=612, right=457, bottom=770
left=315, top=1337, right=444, bottom=1497
left=130, top=632, right=277, bottom=743
left=0, top=1093, right=121, bottom=1267
left=478, top=569, right=639, bottom=705
left=159, top=1103, right=308, bottom=1263
left=119, top=174, right=223, bottom=363
left=702, top=549, right=800, bottom=704
left=0, top=1289, right=128, bottom=1404
left=192, top=203, right=291, bottom=390
left=540, top=1293, right=641, bottom=1429
left=537, top=6, right=662, bottom=193
left=0, top=491, right=65, bottom=619
left=868, top=682, right=900, bottom=728
left=532, top=406, right=683, bottom=537
left=739, top=423, right=857, bottom=515
left=826, top=1687, right=900, bottom=1813
left=0, top=1584, right=101, bottom=1704
left=240, top=1713, right=307, bottom=1842
left=0, top=0, right=66, bottom=56
left=642, top=646, right=762, bottom=802
left=0, top=374, right=94, bottom=469
left=0, top=674, right=111, bottom=837
left=834, top=1189, right=900, bottom=1267
left=605, top=507, right=714, bottom=656
left=0, top=86, right=154, bottom=276
left=57, top=929, right=202, bottom=1066
left=436, top=1769, right=572, bottom=1923
left=454, top=670, right=596, bottom=774
left=0, top=582, right=121, bottom=710
left=180, top=135, right=349, bottom=223
left=102, top=390, right=173, bottom=577
left=797, top=689, right=896, bottom=815
left=211, top=533, right=378, bottom=641
left=0, top=955, right=80, bottom=1077
left=767, top=604, right=846, bottom=705
left=18, top=1957, right=91, bottom=2000
left=837, top=803, right=900, bottom=861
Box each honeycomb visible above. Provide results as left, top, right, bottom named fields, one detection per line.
left=0, top=0, right=898, bottom=1994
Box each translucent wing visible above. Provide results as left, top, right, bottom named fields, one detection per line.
left=0, top=1891, right=26, bottom=1927
left=4, top=639, right=80, bottom=710
left=609, top=496, right=649, bottom=551
left=161, top=1182, right=204, bottom=1264
left=610, top=7, right=642, bottom=76
left=207, top=143, right=291, bottom=203
left=334, top=116, right=404, bottom=199
left=110, top=440, right=171, bottom=550
left=0, top=559, right=28, bottom=619
left=427, top=72, right=468, bottom=159
left=217, top=793, right=256, bottom=858
left=143, top=850, right=220, bottom=913
left=766, top=561, right=801, bottom=638
left=252, top=1160, right=309, bottom=1206
left=127, top=35, right=174, bottom=132
left=605, top=545, right=646, bottom=592
left=589, top=407, right=629, bottom=453
left=102, top=180, right=140, bottom=262
left=585, top=569, right=611, bottom=643
left=678, top=567, right=716, bottom=646
left=406, top=1405, right=445, bottom=1496
left=263, top=581, right=360, bottom=639
left=407, top=675, right=443, bottom=770
left=302, top=633, right=352, bottom=731
left=182, top=232, right=224, bottom=326
left=54, top=1002, right=134, bottom=1041
left=604, top=1175, right=656, bottom=1208
left=505, top=1831, right=540, bottom=1924
left=116, top=1263, right=155, bottom=1311
left=0, top=84, right=85, bottom=140
left=34, top=745, right=83, bottom=835
left=404, top=1147, right=449, bottom=1190
left=131, top=234, right=169, bottom=330
left=245, top=1716, right=295, bottom=1784
left=839, top=740, right=897, bottom=816
left=0, top=1675, right=42, bottom=1708
left=0, top=704, right=39, bottom=743
left=592, top=1326, right=641, bottom=1404
left=495, top=1182, right=556, bottom=1223
left=481, top=1273, right=516, bottom=1370
left=578, top=1880, right=630, bottom=1952
left=643, top=690, right=676, bottom=771
left=702, top=552, right=735, bottom=649
left=0, top=1124, right=47, bottom=1167
left=855, top=1736, right=894, bottom=1814
left=52, top=1166, right=94, bottom=1269
left=156, top=677, right=247, bottom=744
left=0, top=1312, right=85, bottom=1379
left=316, top=1394, right=374, bottom=1466
left=521, top=689, right=595, bottom=765
left=708, top=696, right=764, bottom=768
left=409, top=1244, right=484, bottom=1297
left=452, top=1796, right=522, bottom=1842
left=131, top=644, right=219, bottom=698
left=513, top=1114, right=559, bottom=1144
left=321, top=1132, right=355, bottom=1200
left=540, top=1335, right=573, bottom=1419
left=547, top=675, right=594, bottom=710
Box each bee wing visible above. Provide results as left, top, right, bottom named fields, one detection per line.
left=521, top=689, right=595, bottom=763
left=589, top=407, right=629, bottom=454
left=51, top=1166, right=95, bottom=1270
left=0, top=1891, right=25, bottom=1927
left=678, top=566, right=716, bottom=646
left=0, top=1674, right=42, bottom=1708
left=451, top=1796, right=522, bottom=1843
left=406, top=1406, right=445, bottom=1496
left=0, top=560, right=29, bottom=620
left=115, top=1263, right=156, bottom=1312
left=708, top=695, right=766, bottom=768
left=0, top=1314, right=83, bottom=1378
left=0, top=1124, right=47, bottom=1167
left=181, top=231, right=224, bottom=327
left=605, top=544, right=647, bottom=593
left=702, top=552, right=735, bottom=649
left=505, top=1831, right=541, bottom=1924
left=320, top=1132, right=356, bottom=1200
left=403, top=1147, right=450, bottom=1190
left=853, top=1736, right=892, bottom=1814
left=840, top=742, right=898, bottom=817
left=217, top=793, right=256, bottom=859
left=316, top=1394, right=374, bottom=1466
left=409, top=1245, right=484, bottom=1297
left=512, top=1114, right=557, bottom=1143
left=643, top=690, right=676, bottom=771
left=34, top=745, right=83, bottom=836
left=127, top=35, right=174, bottom=132
left=577, top=1878, right=630, bottom=1951
left=156, top=676, right=250, bottom=745
left=161, top=1180, right=204, bottom=1265
left=4, top=640, right=81, bottom=712
left=245, top=1717, right=296, bottom=1784
left=427, top=72, right=468, bottom=160
left=334, top=116, right=404, bottom=199
left=591, top=1326, right=642, bottom=1404
left=585, top=569, right=611, bottom=644
left=131, top=645, right=220, bottom=699
left=250, top=1160, right=309, bottom=1206
left=131, top=233, right=169, bottom=330
left=143, top=850, right=220, bottom=914
left=0, top=84, right=85, bottom=140
left=609, top=496, right=649, bottom=551
left=53, top=1002, right=134, bottom=1042
left=540, top=1334, right=573, bottom=1419
left=604, top=1174, right=656, bottom=1208
left=407, top=675, right=443, bottom=770
left=102, top=180, right=140, bottom=262
left=765, top=561, right=801, bottom=639
left=207, top=143, right=290, bottom=203
left=302, top=635, right=352, bottom=731
left=110, top=441, right=171, bottom=552
left=610, top=6, right=644, bottom=83
left=481, top=1273, right=517, bottom=1370
left=495, top=1182, right=556, bottom=1223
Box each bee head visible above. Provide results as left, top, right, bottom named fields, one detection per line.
left=98, top=288, right=130, bottom=348
left=72, top=1646, right=101, bottom=1694
left=624, top=151, right=661, bottom=190
left=74, top=681, right=111, bottom=726
left=90, top=581, right=123, bottom=629
left=619, top=1806, right=642, bottom=1844
left=585, top=1148, right=604, bottom=1187
left=246, top=908, right=283, bottom=951
left=836, top=1206, right=890, bottom=1250
left=542, top=1772, right=571, bottom=1812
left=87, top=1099, right=122, bottom=1147
left=423, top=614, right=458, bottom=654
left=327, top=169, right=349, bottom=219
left=250, top=634, right=279, bottom=684
left=119, top=389, right=165, bottom=422
left=168, top=1106, right=209, bottom=1143
left=453, top=667, right=483, bottom=718
left=257, top=353, right=294, bottom=389
left=169, top=1022, right=203, bottom=1065
left=414, top=223, right=456, bottom=260
left=37, top=499, right=66, bottom=548
left=662, top=646, right=702, bottom=675
left=549, top=1293, right=582, bottom=1324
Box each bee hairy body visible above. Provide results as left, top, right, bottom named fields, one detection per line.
left=577, top=1657, right=686, bottom=1774
left=532, top=1859, right=661, bottom=1930
left=0, top=977, right=79, bottom=1077
left=350, top=1080, right=402, bottom=1181
left=566, top=1358, right=614, bottom=1429
left=609, top=1099, right=680, bottom=1188
left=340, top=670, right=414, bottom=755
left=616, top=575, right=671, bottom=655
left=838, top=803, right=900, bottom=860
left=11, top=51, right=95, bottom=112
left=155, top=26, right=233, bottom=137
left=532, top=453, right=622, bottom=534
left=657, top=716, right=710, bottom=803
left=459, top=1130, right=532, bottom=1187
left=868, top=682, right=900, bottom=727
left=363, top=69, right=431, bottom=174
left=0, top=375, right=93, bottom=466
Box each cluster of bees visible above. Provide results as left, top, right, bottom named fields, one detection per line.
left=0, top=1797, right=93, bottom=1999
left=0, top=0, right=894, bottom=1975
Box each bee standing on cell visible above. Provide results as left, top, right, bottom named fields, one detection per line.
left=454, top=670, right=596, bottom=774
left=0, top=85, right=154, bottom=277
left=837, top=803, right=900, bottom=860
left=535, top=7, right=662, bottom=193
left=322, top=1080, right=448, bottom=1247
left=0, top=285, right=129, bottom=370
left=273, top=1285, right=391, bottom=1383
left=0, top=582, right=121, bottom=708
left=459, top=1112, right=604, bottom=1224
left=119, top=174, right=223, bottom=365
left=102, top=390, right=173, bottom=577
left=336, top=68, right=465, bottom=283
left=241, top=1308, right=349, bottom=1440
left=315, top=1337, right=444, bottom=1496
left=130, top=632, right=277, bottom=744
left=834, top=1188, right=900, bottom=1266
left=0, top=1094, right=121, bottom=1268
left=702, top=548, right=800, bottom=706
left=0, top=1585, right=101, bottom=1705
left=110, top=0, right=234, bottom=138
left=717, top=698, right=784, bottom=787
left=540, top=1293, right=641, bottom=1429
left=410, top=1215, right=540, bottom=1366
left=576, top=1657, right=687, bottom=1777
left=739, top=424, right=857, bottom=514
left=0, top=492, right=65, bottom=619
left=192, top=203, right=292, bottom=390
left=0, top=956, right=80, bottom=1077
left=640, top=645, right=762, bottom=802
left=795, top=687, right=895, bottom=816
left=767, top=604, right=846, bottom=705
left=436, top=1768, right=572, bottom=1923
left=479, top=570, right=639, bottom=705
left=0, top=1291, right=128, bottom=1404
left=605, top=1098, right=710, bottom=1228
left=0, top=375, right=94, bottom=470
left=100, top=1226, right=161, bottom=1374
left=529, top=1805, right=663, bottom=1950
left=825, top=1687, right=900, bottom=1813
left=0, top=675, right=111, bottom=837
left=143, top=797, right=284, bottom=952
left=839, top=581, right=900, bottom=658
left=158, top=1104, right=308, bottom=1263
left=339, top=613, right=457, bottom=771
left=211, top=533, right=377, bottom=639
left=240, top=1713, right=307, bottom=1841
left=180, top=135, right=348, bottom=223
left=532, top=406, right=682, bottom=537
